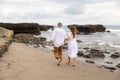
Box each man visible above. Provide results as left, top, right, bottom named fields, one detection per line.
left=50, top=22, right=67, bottom=65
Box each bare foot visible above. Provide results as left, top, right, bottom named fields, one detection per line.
left=57, top=59, right=62, bottom=66
left=57, top=63, right=60, bottom=66
left=72, top=65, right=76, bottom=67
left=66, top=62, right=70, bottom=65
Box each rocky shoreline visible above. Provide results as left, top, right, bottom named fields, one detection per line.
left=0, top=26, right=48, bottom=58
left=0, top=23, right=54, bottom=34
left=0, top=38, right=12, bottom=57
left=68, top=24, right=106, bottom=34
left=76, top=43, right=120, bottom=71
left=0, top=27, right=13, bottom=57
left=0, top=23, right=107, bottom=34
left=13, top=34, right=47, bottom=48
left=56, top=38, right=120, bottom=72
left=0, top=23, right=119, bottom=72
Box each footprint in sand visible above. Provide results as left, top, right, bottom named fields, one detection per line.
left=7, top=63, right=11, bottom=68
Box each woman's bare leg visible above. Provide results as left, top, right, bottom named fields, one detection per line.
left=73, top=58, right=76, bottom=67
left=66, top=56, right=71, bottom=65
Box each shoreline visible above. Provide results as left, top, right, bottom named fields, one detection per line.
left=0, top=42, right=119, bottom=80
left=12, top=32, right=120, bottom=71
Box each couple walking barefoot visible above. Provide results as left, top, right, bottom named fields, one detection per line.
left=50, top=22, right=78, bottom=66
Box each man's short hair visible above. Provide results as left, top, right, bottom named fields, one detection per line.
left=57, top=22, right=62, bottom=26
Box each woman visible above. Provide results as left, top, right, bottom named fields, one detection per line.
left=66, top=26, right=78, bottom=67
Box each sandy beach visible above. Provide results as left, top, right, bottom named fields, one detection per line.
left=0, top=42, right=119, bottom=80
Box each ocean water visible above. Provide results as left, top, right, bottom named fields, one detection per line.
left=41, top=25, right=120, bottom=48
left=41, top=25, right=120, bottom=67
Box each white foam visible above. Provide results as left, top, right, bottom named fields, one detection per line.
left=47, top=28, right=53, bottom=33
left=108, top=29, right=120, bottom=36
left=98, top=42, right=106, bottom=45
left=110, top=44, right=120, bottom=48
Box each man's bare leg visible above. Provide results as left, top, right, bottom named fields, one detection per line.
left=54, top=47, right=59, bottom=60
left=57, top=46, right=63, bottom=65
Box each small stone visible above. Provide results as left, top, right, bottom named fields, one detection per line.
left=110, top=52, right=120, bottom=58
left=83, top=55, right=91, bottom=58
left=116, top=63, right=120, bottom=68
left=77, top=51, right=84, bottom=57
left=106, top=30, right=111, bottom=32
left=102, top=65, right=116, bottom=70
left=104, top=51, right=110, bottom=54
left=77, top=40, right=82, bottom=43
left=105, top=62, right=113, bottom=64
left=86, top=60, right=95, bottom=64
left=83, top=47, right=89, bottom=50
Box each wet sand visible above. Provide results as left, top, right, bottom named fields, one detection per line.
left=0, top=43, right=119, bottom=80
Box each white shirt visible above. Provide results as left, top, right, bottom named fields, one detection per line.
left=51, top=28, right=67, bottom=47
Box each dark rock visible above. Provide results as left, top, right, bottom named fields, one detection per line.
left=77, top=51, right=84, bottom=57
left=83, top=47, right=89, bottom=50
left=68, top=24, right=106, bottom=34
left=90, top=49, right=101, bottom=53
left=0, top=23, right=54, bottom=34
left=106, top=30, right=111, bottom=32
left=0, top=43, right=9, bottom=57
left=83, top=49, right=105, bottom=58
left=0, top=48, right=4, bottom=57
left=105, top=62, right=113, bottom=64
left=84, top=52, right=105, bottom=58
left=83, top=55, right=91, bottom=58
left=104, top=51, right=110, bottom=54
left=102, top=65, right=116, bottom=70
left=13, top=34, right=33, bottom=43
left=39, top=25, right=54, bottom=31
left=13, top=34, right=47, bottom=47
left=76, top=40, right=82, bottom=43
left=116, top=63, right=120, bottom=68
left=40, top=37, right=47, bottom=42
left=86, top=60, right=95, bottom=64
left=0, top=23, right=40, bottom=34
left=1, top=44, right=8, bottom=53
left=110, top=52, right=120, bottom=58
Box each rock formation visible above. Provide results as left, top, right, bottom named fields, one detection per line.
left=0, top=23, right=54, bottom=34
left=110, top=52, right=120, bottom=58
left=39, top=25, right=54, bottom=31
left=0, top=27, right=14, bottom=38
left=0, top=23, right=40, bottom=34
left=68, top=24, right=106, bottom=34
left=0, top=27, right=13, bottom=57
left=13, top=34, right=47, bottom=47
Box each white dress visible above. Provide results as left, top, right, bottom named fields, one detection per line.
left=67, top=32, right=78, bottom=58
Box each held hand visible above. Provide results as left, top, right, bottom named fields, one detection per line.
left=49, top=42, right=54, bottom=46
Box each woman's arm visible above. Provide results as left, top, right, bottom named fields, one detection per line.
left=65, top=36, right=71, bottom=41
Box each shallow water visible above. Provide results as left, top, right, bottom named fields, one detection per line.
left=41, top=25, right=120, bottom=67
